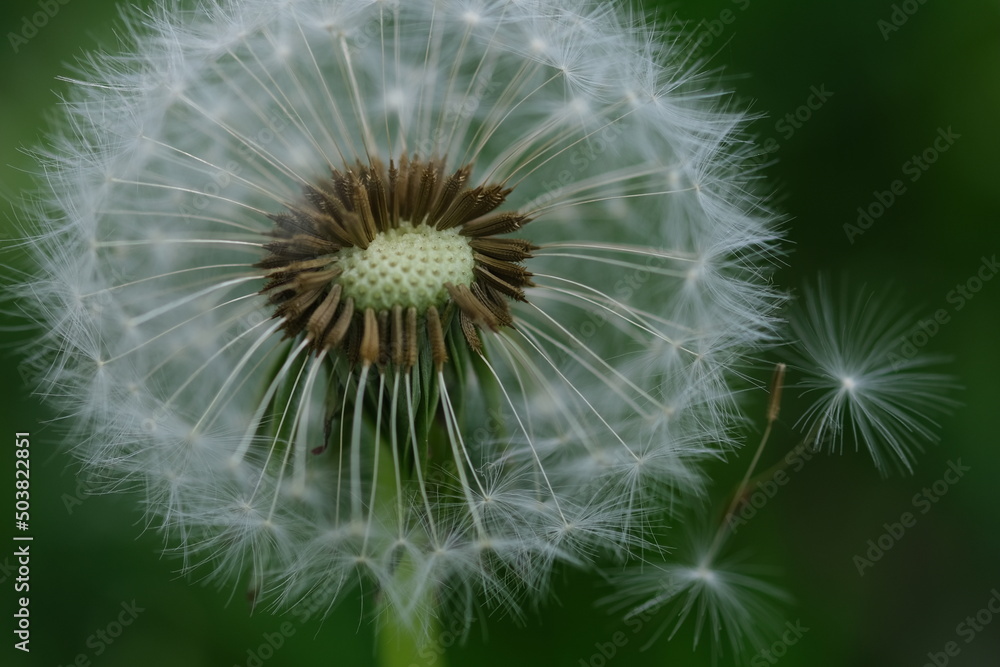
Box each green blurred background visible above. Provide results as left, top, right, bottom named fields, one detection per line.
left=1, top=1, right=997, bottom=665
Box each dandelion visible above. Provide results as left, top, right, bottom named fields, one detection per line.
left=18, top=0, right=784, bottom=657
left=786, top=282, right=958, bottom=474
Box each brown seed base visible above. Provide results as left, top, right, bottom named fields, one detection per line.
left=257, top=155, right=537, bottom=369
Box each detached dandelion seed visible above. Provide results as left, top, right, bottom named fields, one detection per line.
left=787, top=282, right=958, bottom=474
left=18, top=0, right=787, bottom=653
left=603, top=540, right=790, bottom=660
left=607, top=284, right=956, bottom=661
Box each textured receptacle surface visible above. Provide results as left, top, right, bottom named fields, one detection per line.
left=337, top=224, right=475, bottom=312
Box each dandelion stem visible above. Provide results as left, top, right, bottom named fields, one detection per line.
left=717, top=419, right=827, bottom=519
left=738, top=438, right=813, bottom=492
left=371, top=406, right=447, bottom=667
left=705, top=364, right=786, bottom=565
left=376, top=606, right=447, bottom=667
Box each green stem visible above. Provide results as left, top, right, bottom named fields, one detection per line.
left=704, top=364, right=786, bottom=565
left=704, top=417, right=775, bottom=565
left=376, top=593, right=446, bottom=667
left=372, top=433, right=446, bottom=667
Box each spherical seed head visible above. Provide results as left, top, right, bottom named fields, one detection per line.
left=19, top=0, right=787, bottom=640
left=337, top=224, right=474, bottom=312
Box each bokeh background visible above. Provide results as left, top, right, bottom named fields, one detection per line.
left=1, top=1, right=997, bottom=665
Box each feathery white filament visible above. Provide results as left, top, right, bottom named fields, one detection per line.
left=20, top=0, right=784, bottom=633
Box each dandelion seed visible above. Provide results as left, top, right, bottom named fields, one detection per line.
left=17, top=0, right=782, bottom=639
left=609, top=304, right=955, bottom=660
left=603, top=535, right=789, bottom=660
left=786, top=282, right=958, bottom=474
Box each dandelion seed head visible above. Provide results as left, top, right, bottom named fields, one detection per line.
left=17, top=0, right=785, bottom=631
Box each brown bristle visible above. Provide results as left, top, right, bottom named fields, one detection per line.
left=257, top=155, right=535, bottom=369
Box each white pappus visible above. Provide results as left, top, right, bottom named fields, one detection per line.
left=16, top=0, right=789, bottom=643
